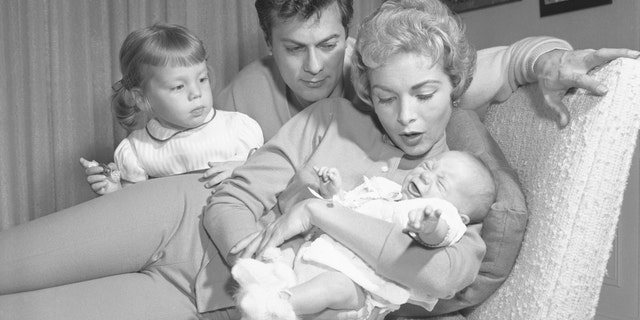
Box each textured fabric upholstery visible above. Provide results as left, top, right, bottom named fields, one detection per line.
left=468, top=58, right=640, bottom=320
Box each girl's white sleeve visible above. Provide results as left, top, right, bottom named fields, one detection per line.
left=113, top=138, right=148, bottom=183
left=233, top=112, right=265, bottom=153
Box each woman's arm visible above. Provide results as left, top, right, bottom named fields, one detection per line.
left=250, top=198, right=485, bottom=299
left=460, top=37, right=640, bottom=125
left=305, top=199, right=485, bottom=298
left=459, top=36, right=571, bottom=113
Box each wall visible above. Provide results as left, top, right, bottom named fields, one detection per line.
left=459, top=0, right=639, bottom=50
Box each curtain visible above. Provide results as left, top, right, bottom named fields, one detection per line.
left=0, top=0, right=382, bottom=230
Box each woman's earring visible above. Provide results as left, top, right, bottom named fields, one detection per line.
left=452, top=100, right=460, bottom=108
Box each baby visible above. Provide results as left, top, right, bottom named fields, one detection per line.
left=232, top=150, right=496, bottom=320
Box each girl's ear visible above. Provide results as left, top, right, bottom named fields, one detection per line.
left=460, top=214, right=470, bottom=225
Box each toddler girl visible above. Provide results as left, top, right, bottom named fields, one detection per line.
left=80, top=23, right=263, bottom=195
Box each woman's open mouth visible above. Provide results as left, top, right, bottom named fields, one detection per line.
left=400, top=132, right=423, bottom=146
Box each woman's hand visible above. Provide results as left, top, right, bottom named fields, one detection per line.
left=201, top=160, right=244, bottom=189
left=231, top=198, right=323, bottom=259
left=535, top=48, right=640, bottom=127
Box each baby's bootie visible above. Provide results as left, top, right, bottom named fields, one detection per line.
left=231, top=249, right=298, bottom=320
left=234, top=281, right=297, bottom=320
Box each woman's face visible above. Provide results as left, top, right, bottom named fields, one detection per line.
left=269, top=2, right=347, bottom=107
left=369, top=52, right=453, bottom=158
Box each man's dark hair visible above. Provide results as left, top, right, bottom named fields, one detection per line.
left=255, top=0, right=354, bottom=45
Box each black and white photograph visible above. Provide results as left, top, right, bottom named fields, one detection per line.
left=1, top=1, right=638, bottom=319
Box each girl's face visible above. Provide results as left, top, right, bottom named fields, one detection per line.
left=369, top=52, right=453, bottom=158
left=269, top=2, right=347, bottom=108
left=140, top=61, right=213, bottom=130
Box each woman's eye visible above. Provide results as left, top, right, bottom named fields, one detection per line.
left=416, top=93, right=434, bottom=101
left=377, top=96, right=395, bottom=105
left=171, top=84, right=184, bottom=91
left=199, top=77, right=209, bottom=83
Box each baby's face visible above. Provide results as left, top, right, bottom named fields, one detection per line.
left=401, top=152, right=474, bottom=206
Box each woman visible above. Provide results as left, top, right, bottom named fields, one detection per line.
left=1, top=2, right=637, bottom=320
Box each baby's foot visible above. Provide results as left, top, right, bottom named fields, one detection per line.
left=313, top=166, right=342, bottom=198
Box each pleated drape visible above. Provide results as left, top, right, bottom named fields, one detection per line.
left=0, top=0, right=382, bottom=230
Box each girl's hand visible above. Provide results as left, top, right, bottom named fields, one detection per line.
left=79, top=158, right=122, bottom=195
left=535, top=48, right=640, bottom=127
left=202, top=160, right=244, bottom=189
left=231, top=199, right=320, bottom=259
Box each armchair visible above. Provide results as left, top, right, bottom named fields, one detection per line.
left=467, top=57, right=640, bottom=319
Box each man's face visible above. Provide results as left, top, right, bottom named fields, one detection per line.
left=269, top=2, right=347, bottom=106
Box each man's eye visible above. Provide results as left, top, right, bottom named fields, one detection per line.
left=286, top=46, right=304, bottom=53
left=200, top=77, right=209, bottom=83
left=171, top=84, right=184, bottom=91
left=320, top=43, right=337, bottom=50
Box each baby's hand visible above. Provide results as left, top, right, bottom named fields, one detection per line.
left=406, top=205, right=442, bottom=235
left=79, top=158, right=121, bottom=196
left=313, top=166, right=342, bottom=198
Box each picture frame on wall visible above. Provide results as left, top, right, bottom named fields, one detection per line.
left=442, top=0, right=521, bottom=13
left=539, top=0, right=612, bottom=17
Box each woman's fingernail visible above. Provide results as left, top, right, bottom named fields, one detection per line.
left=597, top=85, right=608, bottom=94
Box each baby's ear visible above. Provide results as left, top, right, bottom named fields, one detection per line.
left=460, top=214, right=470, bottom=225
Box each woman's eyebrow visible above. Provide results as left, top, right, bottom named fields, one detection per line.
left=411, top=79, right=441, bottom=90
left=370, top=85, right=394, bottom=94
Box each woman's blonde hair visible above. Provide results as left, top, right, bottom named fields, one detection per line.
left=351, top=0, right=476, bottom=106
left=112, top=23, right=207, bottom=131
